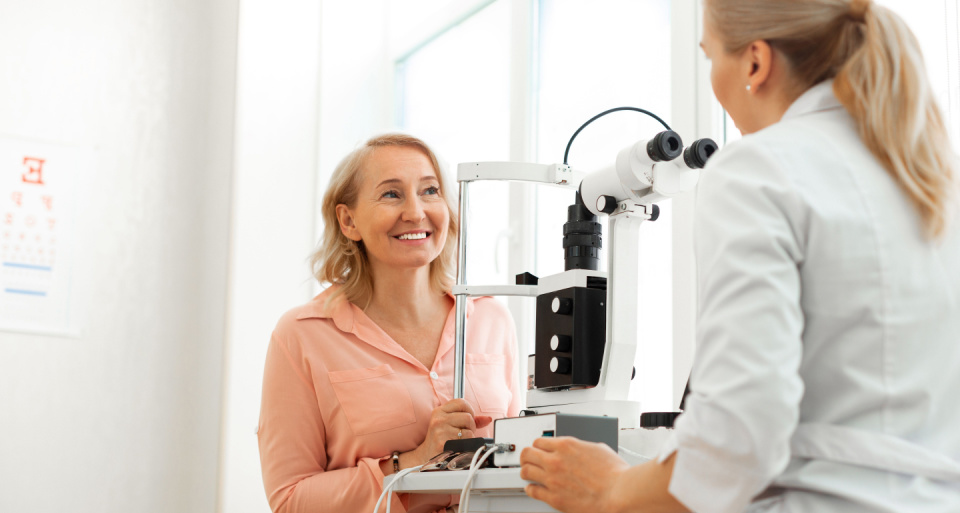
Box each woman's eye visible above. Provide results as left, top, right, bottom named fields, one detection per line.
left=382, top=190, right=400, bottom=199
left=423, top=186, right=440, bottom=195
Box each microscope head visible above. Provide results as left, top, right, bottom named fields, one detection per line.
left=578, top=130, right=718, bottom=216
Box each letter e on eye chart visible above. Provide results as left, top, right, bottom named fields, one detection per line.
left=0, top=136, right=86, bottom=337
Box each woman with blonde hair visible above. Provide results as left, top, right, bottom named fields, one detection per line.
left=258, top=133, right=521, bottom=513
left=520, top=1, right=960, bottom=512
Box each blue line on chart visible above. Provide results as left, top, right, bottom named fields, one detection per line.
left=2, top=262, right=53, bottom=271
left=4, top=288, right=47, bottom=296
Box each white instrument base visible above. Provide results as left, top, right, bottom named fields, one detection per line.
left=387, top=428, right=673, bottom=512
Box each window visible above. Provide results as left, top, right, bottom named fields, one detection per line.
left=535, top=0, right=674, bottom=408
left=397, top=0, right=677, bottom=410
left=395, top=0, right=513, bottom=289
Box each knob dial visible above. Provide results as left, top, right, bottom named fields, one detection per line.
left=550, top=356, right=572, bottom=374
left=550, top=334, right=572, bottom=352
left=551, top=296, right=573, bottom=315
left=596, top=195, right=618, bottom=214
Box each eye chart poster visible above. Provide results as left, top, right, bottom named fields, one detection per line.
left=0, top=136, right=85, bottom=337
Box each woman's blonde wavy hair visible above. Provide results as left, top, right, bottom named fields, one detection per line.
left=706, top=0, right=958, bottom=238
left=311, top=133, right=458, bottom=308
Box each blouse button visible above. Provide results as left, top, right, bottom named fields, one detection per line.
left=429, top=371, right=439, bottom=380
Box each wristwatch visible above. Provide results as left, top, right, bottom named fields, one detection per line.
left=391, top=451, right=401, bottom=473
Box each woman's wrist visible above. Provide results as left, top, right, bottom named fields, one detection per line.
left=380, top=448, right=424, bottom=475
left=400, top=448, right=423, bottom=469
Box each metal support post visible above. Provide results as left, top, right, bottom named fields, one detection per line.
left=453, top=182, right=470, bottom=399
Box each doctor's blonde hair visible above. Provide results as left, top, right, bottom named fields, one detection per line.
left=312, top=134, right=458, bottom=308
left=706, top=0, right=958, bottom=238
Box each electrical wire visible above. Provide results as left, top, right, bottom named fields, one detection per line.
left=373, top=465, right=423, bottom=513
left=458, top=446, right=500, bottom=513
left=563, top=106, right=672, bottom=165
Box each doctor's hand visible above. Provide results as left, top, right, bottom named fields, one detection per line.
left=413, top=399, right=493, bottom=464
left=520, top=436, right=631, bottom=513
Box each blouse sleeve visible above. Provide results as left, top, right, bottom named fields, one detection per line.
left=659, top=141, right=808, bottom=513
left=258, top=327, right=398, bottom=513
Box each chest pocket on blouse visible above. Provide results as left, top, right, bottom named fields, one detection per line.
left=465, top=353, right=512, bottom=414
left=328, top=364, right=417, bottom=436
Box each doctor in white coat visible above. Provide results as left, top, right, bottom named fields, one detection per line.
left=519, top=0, right=960, bottom=512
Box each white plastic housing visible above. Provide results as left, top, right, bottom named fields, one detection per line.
left=580, top=141, right=702, bottom=216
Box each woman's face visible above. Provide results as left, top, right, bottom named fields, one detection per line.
left=338, top=145, right=449, bottom=276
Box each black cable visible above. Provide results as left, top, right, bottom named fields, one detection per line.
left=563, top=107, right=672, bottom=165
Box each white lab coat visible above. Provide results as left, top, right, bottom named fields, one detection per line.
left=658, top=81, right=960, bottom=513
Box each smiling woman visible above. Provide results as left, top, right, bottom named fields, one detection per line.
left=257, top=133, right=521, bottom=513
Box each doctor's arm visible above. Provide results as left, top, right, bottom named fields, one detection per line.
left=520, top=437, right=687, bottom=513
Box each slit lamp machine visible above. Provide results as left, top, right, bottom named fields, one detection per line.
left=452, top=125, right=716, bottom=434
left=379, top=110, right=718, bottom=513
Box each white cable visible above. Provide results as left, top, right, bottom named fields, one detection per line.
left=373, top=465, right=422, bottom=513
left=465, top=447, right=485, bottom=475
left=458, top=446, right=499, bottom=513
left=456, top=448, right=486, bottom=511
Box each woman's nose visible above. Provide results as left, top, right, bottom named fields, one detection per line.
left=401, top=197, right=426, bottom=222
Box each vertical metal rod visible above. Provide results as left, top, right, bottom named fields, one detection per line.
left=453, top=182, right=470, bottom=399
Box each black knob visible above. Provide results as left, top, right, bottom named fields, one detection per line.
left=648, top=204, right=660, bottom=222
left=550, top=334, right=572, bottom=352
left=549, top=357, right=571, bottom=374
left=596, top=195, right=618, bottom=214
left=516, top=272, right=539, bottom=285
left=551, top=297, right=573, bottom=314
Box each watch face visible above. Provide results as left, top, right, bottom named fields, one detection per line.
left=419, top=451, right=455, bottom=472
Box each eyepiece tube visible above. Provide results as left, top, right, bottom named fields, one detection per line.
left=646, top=130, right=683, bottom=162
left=682, top=138, right=719, bottom=169
left=579, top=131, right=691, bottom=216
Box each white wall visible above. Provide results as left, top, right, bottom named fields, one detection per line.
left=218, top=0, right=326, bottom=511
left=0, top=0, right=237, bottom=512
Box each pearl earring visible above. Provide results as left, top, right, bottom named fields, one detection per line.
left=746, top=84, right=752, bottom=91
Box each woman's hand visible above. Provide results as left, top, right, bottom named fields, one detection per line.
left=519, top=436, right=631, bottom=513
left=412, top=399, right=492, bottom=464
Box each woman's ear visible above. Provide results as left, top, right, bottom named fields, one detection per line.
left=336, top=204, right=362, bottom=241
left=744, top=39, right=774, bottom=92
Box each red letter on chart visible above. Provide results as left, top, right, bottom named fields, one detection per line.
left=22, top=156, right=46, bottom=185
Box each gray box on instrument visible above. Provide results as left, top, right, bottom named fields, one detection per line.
left=493, top=413, right=618, bottom=467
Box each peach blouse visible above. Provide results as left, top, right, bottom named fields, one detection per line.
left=258, top=287, right=521, bottom=513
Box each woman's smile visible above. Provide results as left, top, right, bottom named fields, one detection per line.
left=394, top=230, right=432, bottom=243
